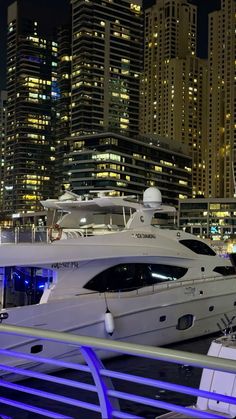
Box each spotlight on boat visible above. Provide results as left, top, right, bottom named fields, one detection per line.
left=143, top=187, right=162, bottom=208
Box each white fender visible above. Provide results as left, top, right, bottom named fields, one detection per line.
left=104, top=309, right=115, bottom=336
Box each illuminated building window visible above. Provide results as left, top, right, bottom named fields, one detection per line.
left=130, top=3, right=141, bottom=14
left=160, top=160, right=173, bottom=167
left=74, top=141, right=85, bottom=149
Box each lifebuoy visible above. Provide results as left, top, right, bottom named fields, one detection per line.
left=49, top=224, right=62, bottom=242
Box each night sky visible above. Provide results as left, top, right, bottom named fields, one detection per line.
left=0, top=0, right=220, bottom=91
left=0, top=0, right=70, bottom=90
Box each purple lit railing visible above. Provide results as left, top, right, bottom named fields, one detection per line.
left=0, top=324, right=235, bottom=418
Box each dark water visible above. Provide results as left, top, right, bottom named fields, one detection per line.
left=0, top=333, right=220, bottom=419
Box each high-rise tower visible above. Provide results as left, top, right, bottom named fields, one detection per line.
left=4, top=1, right=57, bottom=216
left=54, top=24, right=72, bottom=195
left=207, top=0, right=236, bottom=198
left=70, top=0, right=143, bottom=137
left=0, top=91, right=7, bottom=213
left=140, top=0, right=208, bottom=197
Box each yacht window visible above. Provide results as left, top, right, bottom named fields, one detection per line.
left=213, top=266, right=235, bottom=276
left=179, top=239, right=216, bottom=256
left=176, top=314, right=194, bottom=330
left=148, top=264, right=188, bottom=283
left=3, top=266, right=53, bottom=308
left=84, top=263, right=188, bottom=293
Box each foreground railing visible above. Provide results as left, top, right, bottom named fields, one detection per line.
left=0, top=325, right=235, bottom=418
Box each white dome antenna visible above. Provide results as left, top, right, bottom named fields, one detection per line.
left=143, top=187, right=162, bottom=208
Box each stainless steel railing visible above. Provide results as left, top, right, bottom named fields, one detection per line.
left=0, top=225, right=120, bottom=243
left=0, top=324, right=235, bottom=418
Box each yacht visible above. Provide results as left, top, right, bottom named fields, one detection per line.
left=0, top=187, right=236, bottom=374
left=196, top=329, right=236, bottom=418
left=157, top=319, right=236, bottom=419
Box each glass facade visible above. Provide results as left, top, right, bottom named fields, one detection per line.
left=71, top=0, right=143, bottom=137
left=178, top=197, right=236, bottom=242
left=3, top=2, right=57, bottom=216
left=54, top=24, right=72, bottom=195
left=0, top=91, right=7, bottom=214
left=65, top=132, right=192, bottom=206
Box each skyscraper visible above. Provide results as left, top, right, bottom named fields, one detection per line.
left=3, top=1, right=57, bottom=216
left=206, top=0, right=236, bottom=198
left=0, top=91, right=7, bottom=213
left=54, top=24, right=72, bottom=195
left=64, top=0, right=193, bottom=201
left=70, top=0, right=143, bottom=137
left=140, top=0, right=208, bottom=197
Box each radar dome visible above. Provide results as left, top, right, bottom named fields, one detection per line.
left=143, top=187, right=162, bottom=208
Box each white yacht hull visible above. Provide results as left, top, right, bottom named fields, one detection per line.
left=0, top=273, right=236, bottom=378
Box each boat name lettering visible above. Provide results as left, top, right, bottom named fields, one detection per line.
left=51, top=262, right=79, bottom=269
left=132, top=233, right=156, bottom=239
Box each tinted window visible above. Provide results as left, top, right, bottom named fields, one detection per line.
left=149, top=264, right=188, bottom=283
left=84, top=263, right=188, bottom=293
left=179, top=239, right=216, bottom=256
left=213, top=266, right=235, bottom=276
left=176, top=314, right=194, bottom=330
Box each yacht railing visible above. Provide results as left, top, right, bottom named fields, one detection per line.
left=86, top=272, right=236, bottom=299
left=0, top=226, right=49, bottom=244
left=0, top=323, right=235, bottom=418
left=0, top=217, right=177, bottom=244
left=0, top=225, right=122, bottom=244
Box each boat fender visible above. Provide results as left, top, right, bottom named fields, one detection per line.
left=104, top=309, right=115, bottom=336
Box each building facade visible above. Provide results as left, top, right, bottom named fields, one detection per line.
left=54, top=24, right=72, bottom=195
left=140, top=0, right=208, bottom=198
left=178, top=197, right=236, bottom=254
left=3, top=1, right=57, bottom=216
left=206, top=0, right=236, bottom=198
left=0, top=91, right=7, bottom=214
left=70, top=0, right=143, bottom=137
left=65, top=132, right=192, bottom=206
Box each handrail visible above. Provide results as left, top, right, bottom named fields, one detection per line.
left=0, top=225, right=119, bottom=244
left=0, top=324, right=235, bottom=418
left=1, top=323, right=236, bottom=372
left=101, top=273, right=236, bottom=298
left=0, top=226, right=49, bottom=244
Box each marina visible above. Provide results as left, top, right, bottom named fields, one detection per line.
left=0, top=0, right=235, bottom=416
